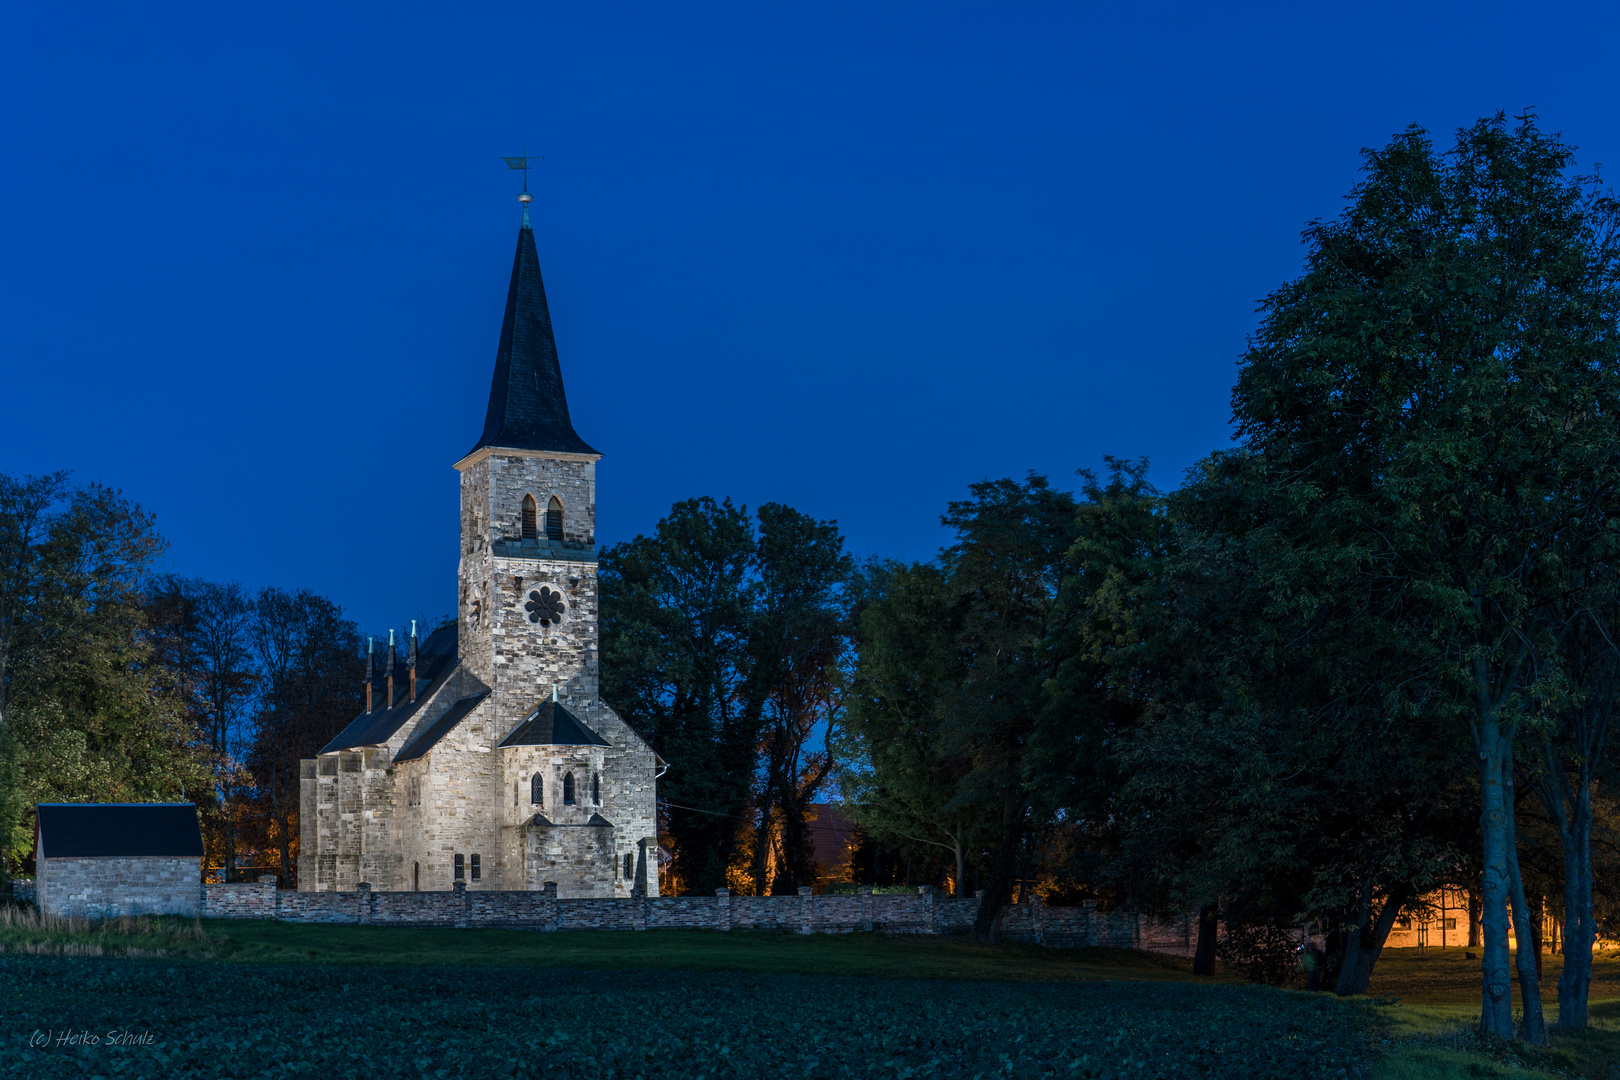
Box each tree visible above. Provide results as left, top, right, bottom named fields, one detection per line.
left=146, top=577, right=258, bottom=879
left=244, top=587, right=360, bottom=887
left=745, top=503, right=851, bottom=894
left=841, top=475, right=1077, bottom=932
left=839, top=560, right=981, bottom=896
left=600, top=497, right=759, bottom=894
left=1229, top=114, right=1620, bottom=1039
left=0, top=473, right=210, bottom=867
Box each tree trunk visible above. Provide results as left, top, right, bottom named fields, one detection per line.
left=972, top=801, right=1025, bottom=939
left=1543, top=735, right=1596, bottom=1031
left=221, top=778, right=238, bottom=885
left=1478, top=722, right=1514, bottom=1038
left=1193, top=903, right=1218, bottom=976
left=1468, top=887, right=1482, bottom=947
left=1335, top=880, right=1413, bottom=996
left=1528, top=894, right=1544, bottom=983
left=1504, top=743, right=1549, bottom=1045
left=1554, top=781, right=1595, bottom=1030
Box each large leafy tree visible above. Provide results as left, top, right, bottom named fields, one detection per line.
left=243, top=587, right=361, bottom=886
left=1229, top=114, right=1620, bottom=1038
left=842, top=474, right=1078, bottom=933
left=745, top=503, right=851, bottom=894
left=600, top=497, right=760, bottom=894
left=601, top=497, right=854, bottom=896
left=838, top=560, right=981, bottom=896
left=145, top=577, right=259, bottom=879
left=0, top=473, right=211, bottom=869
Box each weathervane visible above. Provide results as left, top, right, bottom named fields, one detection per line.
left=502, top=150, right=543, bottom=222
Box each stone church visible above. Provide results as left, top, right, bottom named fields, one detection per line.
left=298, top=204, right=662, bottom=897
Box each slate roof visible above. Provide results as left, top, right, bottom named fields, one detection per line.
left=319, top=624, right=460, bottom=754
left=394, top=692, right=491, bottom=763
left=497, top=701, right=610, bottom=748
left=36, top=804, right=204, bottom=859
left=470, top=223, right=599, bottom=458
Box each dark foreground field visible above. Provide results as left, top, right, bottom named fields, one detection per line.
left=7, top=956, right=1371, bottom=1079
left=3, top=917, right=1618, bottom=1080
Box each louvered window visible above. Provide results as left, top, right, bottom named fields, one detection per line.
left=521, top=495, right=538, bottom=540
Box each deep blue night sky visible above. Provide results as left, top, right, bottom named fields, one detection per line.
left=4, top=2, right=1617, bottom=635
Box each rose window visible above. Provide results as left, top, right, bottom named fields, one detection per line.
left=525, top=587, right=566, bottom=627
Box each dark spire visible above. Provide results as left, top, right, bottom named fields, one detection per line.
left=469, top=224, right=599, bottom=457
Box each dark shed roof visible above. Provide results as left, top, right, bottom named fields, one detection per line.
left=37, top=804, right=204, bottom=859
left=498, top=701, right=610, bottom=748
left=469, top=224, right=599, bottom=458
left=394, top=693, right=491, bottom=763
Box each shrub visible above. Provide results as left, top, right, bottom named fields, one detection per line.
left=1214, top=921, right=1300, bottom=986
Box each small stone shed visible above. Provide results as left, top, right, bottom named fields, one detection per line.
left=34, top=803, right=204, bottom=918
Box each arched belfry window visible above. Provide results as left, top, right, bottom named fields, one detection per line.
left=521, top=495, right=538, bottom=540
left=562, top=772, right=576, bottom=805
left=545, top=497, right=564, bottom=543
left=530, top=773, right=543, bottom=807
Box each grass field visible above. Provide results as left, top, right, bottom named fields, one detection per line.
left=4, top=912, right=1618, bottom=1079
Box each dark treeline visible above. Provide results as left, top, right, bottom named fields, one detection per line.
left=0, top=471, right=367, bottom=887
left=601, top=115, right=1620, bottom=1043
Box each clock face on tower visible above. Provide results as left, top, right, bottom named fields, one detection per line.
left=525, top=586, right=567, bottom=627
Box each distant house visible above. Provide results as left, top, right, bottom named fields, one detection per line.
left=34, top=804, right=204, bottom=918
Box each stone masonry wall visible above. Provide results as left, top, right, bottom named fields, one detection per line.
left=992, top=897, right=1199, bottom=955
left=199, top=882, right=1194, bottom=957
left=40, top=856, right=202, bottom=918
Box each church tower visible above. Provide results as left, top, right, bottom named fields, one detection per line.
left=454, top=213, right=603, bottom=724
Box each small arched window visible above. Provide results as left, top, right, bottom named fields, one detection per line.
left=592, top=773, right=601, bottom=805
left=454, top=853, right=465, bottom=881
left=545, top=497, right=564, bottom=542
left=563, top=772, right=576, bottom=805
left=470, top=854, right=481, bottom=881
left=530, top=773, right=543, bottom=806
left=624, top=853, right=634, bottom=879
left=522, top=495, right=538, bottom=540
left=413, top=862, right=420, bottom=891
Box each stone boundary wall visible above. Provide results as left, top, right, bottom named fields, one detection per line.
left=199, top=878, right=1195, bottom=955
left=992, top=898, right=1197, bottom=956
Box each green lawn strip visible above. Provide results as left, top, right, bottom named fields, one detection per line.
left=1368, top=947, right=1620, bottom=1006
left=1364, top=948, right=1620, bottom=1079
left=4, top=956, right=1375, bottom=1079
left=205, top=919, right=1229, bottom=983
